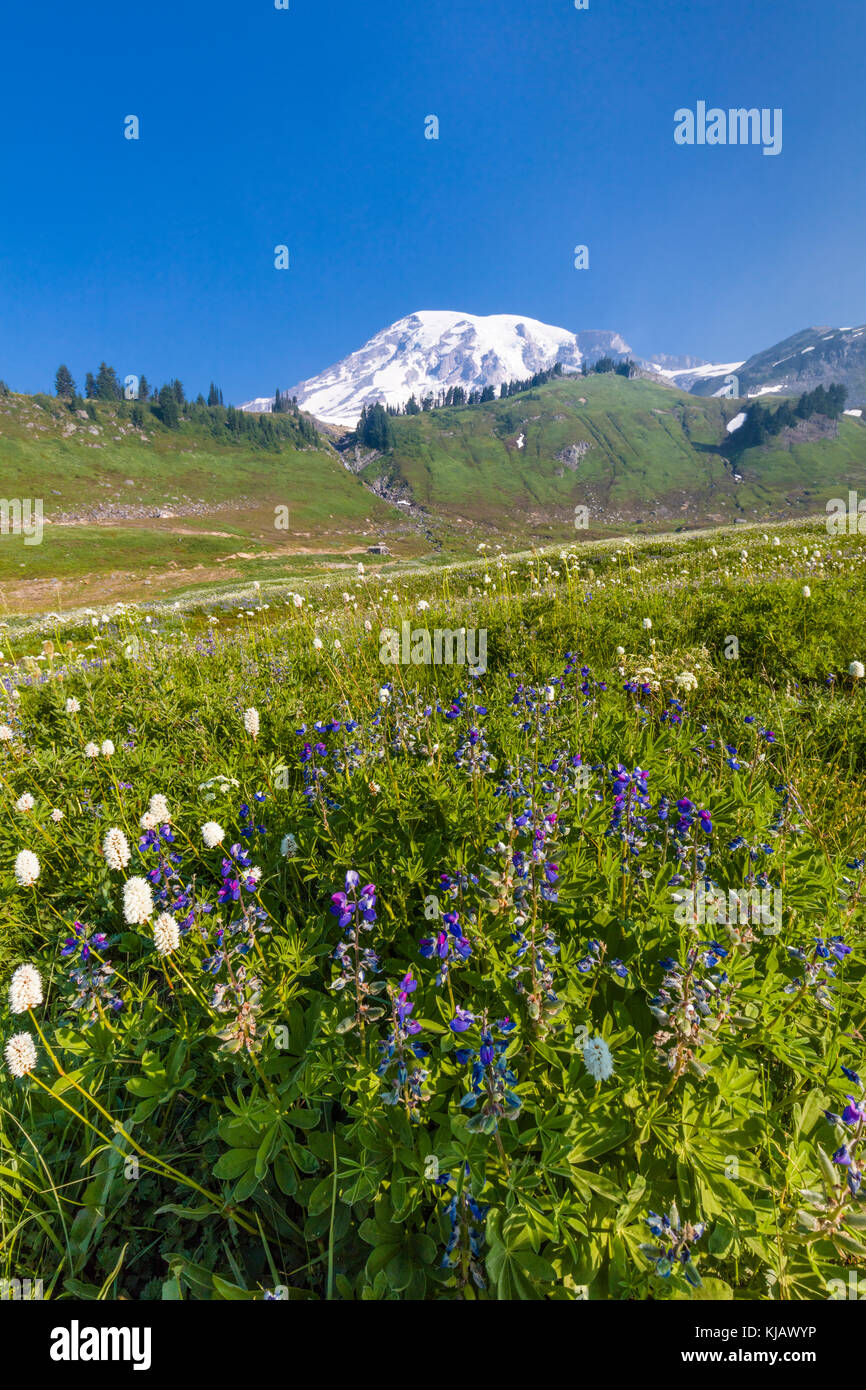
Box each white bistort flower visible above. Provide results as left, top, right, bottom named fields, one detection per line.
left=280, top=833, right=299, bottom=858
left=50, top=809, right=63, bottom=822
left=101, top=739, right=115, bottom=756
left=139, top=811, right=158, bottom=831
left=123, top=876, right=154, bottom=925
left=14, top=793, right=35, bottom=813
left=65, top=698, right=81, bottom=714
left=153, top=912, right=180, bottom=956
left=243, top=707, right=260, bottom=738
left=84, top=741, right=100, bottom=758
left=148, top=793, right=171, bottom=824
left=9, top=964, right=43, bottom=1014
left=0, top=724, right=13, bottom=742
left=582, top=1035, right=614, bottom=1082
left=802, top=586, right=811, bottom=598
left=202, top=821, right=225, bottom=848
left=102, top=827, right=131, bottom=870
left=4, top=1032, right=37, bottom=1078
left=849, top=661, right=865, bottom=679
left=14, top=850, right=40, bottom=887
left=642, top=618, right=652, bottom=630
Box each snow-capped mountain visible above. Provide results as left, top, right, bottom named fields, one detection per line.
left=241, top=312, right=866, bottom=425
left=242, top=311, right=635, bottom=427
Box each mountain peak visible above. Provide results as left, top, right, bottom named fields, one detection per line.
left=242, top=311, right=634, bottom=427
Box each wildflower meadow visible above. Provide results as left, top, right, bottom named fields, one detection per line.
left=1, top=521, right=865, bottom=1303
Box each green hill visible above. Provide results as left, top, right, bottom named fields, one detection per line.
left=0, top=392, right=419, bottom=612
left=2, top=373, right=865, bottom=614
left=359, top=371, right=866, bottom=534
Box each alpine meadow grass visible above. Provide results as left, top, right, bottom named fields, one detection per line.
left=1, top=520, right=865, bottom=1301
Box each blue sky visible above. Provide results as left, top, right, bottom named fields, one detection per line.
left=1, top=0, right=863, bottom=402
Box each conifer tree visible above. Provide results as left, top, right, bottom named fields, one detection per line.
left=54, top=364, right=76, bottom=398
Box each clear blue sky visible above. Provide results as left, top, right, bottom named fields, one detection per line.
left=1, top=0, right=863, bottom=402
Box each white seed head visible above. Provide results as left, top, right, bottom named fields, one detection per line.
left=202, top=821, right=225, bottom=848
left=123, top=876, right=154, bottom=925
left=9, top=964, right=43, bottom=1014
left=102, top=827, right=131, bottom=870
left=4, top=1032, right=37, bottom=1078
left=14, top=850, right=40, bottom=887
left=582, top=1035, right=614, bottom=1082
left=148, top=793, right=171, bottom=824
left=153, top=912, right=180, bottom=956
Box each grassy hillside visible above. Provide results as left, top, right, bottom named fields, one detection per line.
left=3, top=375, right=865, bottom=615
left=0, top=393, right=424, bottom=612
left=360, top=372, right=866, bottom=533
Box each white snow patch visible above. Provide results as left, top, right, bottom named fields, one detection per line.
left=726, top=412, right=747, bottom=434
left=844, top=409, right=863, bottom=418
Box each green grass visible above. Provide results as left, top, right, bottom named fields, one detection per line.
left=363, top=373, right=866, bottom=530
left=3, top=377, right=866, bottom=614
left=0, top=394, right=422, bottom=609
left=0, top=523, right=865, bottom=1301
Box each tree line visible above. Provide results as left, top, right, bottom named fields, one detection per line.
left=727, top=382, right=848, bottom=453
left=354, top=357, right=642, bottom=446
left=49, top=364, right=318, bottom=449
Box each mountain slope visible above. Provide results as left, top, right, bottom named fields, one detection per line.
left=242, top=311, right=866, bottom=426
left=682, top=324, right=866, bottom=404
left=357, top=372, right=866, bottom=533
left=0, top=392, right=414, bottom=611
left=244, top=311, right=634, bottom=426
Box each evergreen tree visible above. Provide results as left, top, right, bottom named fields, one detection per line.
left=96, top=362, right=123, bottom=401
left=158, top=385, right=179, bottom=429
left=359, top=402, right=394, bottom=450
left=54, top=364, right=76, bottom=398
left=138, top=375, right=150, bottom=402
left=85, top=372, right=97, bottom=399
